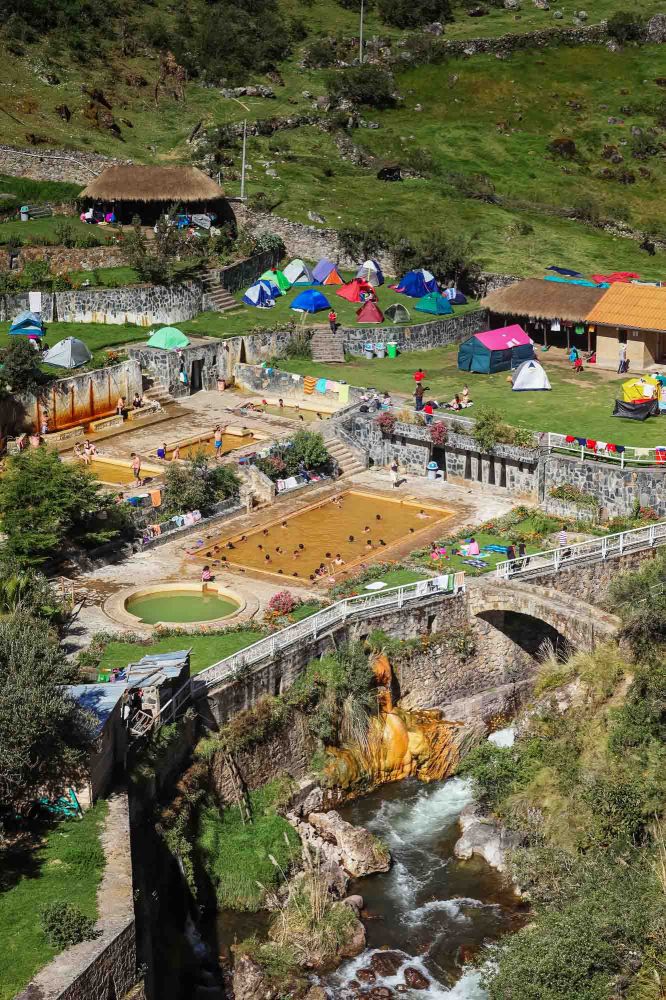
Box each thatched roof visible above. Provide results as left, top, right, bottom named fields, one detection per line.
left=80, top=165, right=224, bottom=203
left=482, top=278, right=606, bottom=323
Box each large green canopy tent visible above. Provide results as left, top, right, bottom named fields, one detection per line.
left=147, top=327, right=190, bottom=350
left=260, top=268, right=291, bottom=293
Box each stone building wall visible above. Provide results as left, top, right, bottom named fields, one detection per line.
left=15, top=792, right=140, bottom=1000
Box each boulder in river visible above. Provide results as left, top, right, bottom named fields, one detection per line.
left=404, top=967, right=430, bottom=989
left=454, top=802, right=522, bottom=872
left=370, top=951, right=406, bottom=976
left=307, top=811, right=391, bottom=877
left=357, top=968, right=377, bottom=983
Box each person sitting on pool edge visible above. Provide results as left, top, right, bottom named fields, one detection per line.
left=201, top=565, right=213, bottom=583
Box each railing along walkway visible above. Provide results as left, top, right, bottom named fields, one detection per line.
left=148, top=573, right=466, bottom=732
left=545, top=432, right=666, bottom=468
left=496, top=520, right=666, bottom=581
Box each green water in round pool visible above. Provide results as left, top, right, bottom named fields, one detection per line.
left=126, top=591, right=239, bottom=625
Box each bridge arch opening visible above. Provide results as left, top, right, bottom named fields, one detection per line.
left=475, top=609, right=569, bottom=660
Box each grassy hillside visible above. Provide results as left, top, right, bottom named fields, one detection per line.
left=2, top=0, right=666, bottom=275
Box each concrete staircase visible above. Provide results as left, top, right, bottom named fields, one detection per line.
left=310, top=328, right=346, bottom=363
left=325, top=432, right=366, bottom=477
left=200, top=267, right=242, bottom=313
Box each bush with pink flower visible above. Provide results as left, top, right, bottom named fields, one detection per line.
left=267, top=590, right=297, bottom=616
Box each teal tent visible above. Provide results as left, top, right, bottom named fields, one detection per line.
left=415, top=292, right=453, bottom=316
left=147, top=327, right=190, bottom=349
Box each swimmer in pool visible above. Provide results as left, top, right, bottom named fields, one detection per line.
left=363, top=525, right=370, bottom=533
left=265, top=554, right=271, bottom=562
left=366, top=539, right=373, bottom=548
left=276, top=546, right=282, bottom=554
left=348, top=535, right=355, bottom=543
left=409, top=527, right=415, bottom=534
left=334, top=554, right=345, bottom=566
left=325, top=552, right=332, bottom=559
left=171, top=445, right=180, bottom=461
left=298, top=415, right=304, bottom=421
left=379, top=539, right=386, bottom=546
left=263, top=528, right=269, bottom=536
left=376, top=514, right=382, bottom=521
left=293, top=550, right=300, bottom=559
left=226, top=541, right=234, bottom=550
left=299, top=543, right=305, bottom=550
left=240, top=535, right=247, bottom=542
left=258, top=544, right=263, bottom=550
left=416, top=509, right=430, bottom=519
left=281, top=520, right=287, bottom=528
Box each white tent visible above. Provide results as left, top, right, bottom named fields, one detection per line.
left=283, top=258, right=315, bottom=285
left=43, top=337, right=92, bottom=369
left=512, top=359, right=551, bottom=391
left=356, top=259, right=384, bottom=287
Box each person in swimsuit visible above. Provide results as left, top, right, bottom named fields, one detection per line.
left=130, top=452, right=142, bottom=486
left=214, top=425, right=224, bottom=460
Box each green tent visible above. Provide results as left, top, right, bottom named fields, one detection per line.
left=414, top=292, right=453, bottom=316
left=147, top=327, right=190, bottom=350
left=260, top=268, right=291, bottom=293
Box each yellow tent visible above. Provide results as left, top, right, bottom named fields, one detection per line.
left=622, top=375, right=659, bottom=402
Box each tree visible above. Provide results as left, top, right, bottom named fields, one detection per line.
left=390, top=230, right=481, bottom=291
left=338, top=224, right=389, bottom=264
left=0, top=448, right=128, bottom=565
left=0, top=609, right=95, bottom=819
left=290, top=430, right=330, bottom=470
left=327, top=66, right=396, bottom=110
left=0, top=338, right=54, bottom=400
left=161, top=454, right=240, bottom=518
left=377, top=0, right=452, bottom=27
left=606, top=11, right=646, bottom=42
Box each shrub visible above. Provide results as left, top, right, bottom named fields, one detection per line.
left=40, top=901, right=98, bottom=949
left=247, top=191, right=280, bottom=214
left=327, top=66, right=396, bottom=110
left=548, top=484, right=599, bottom=510
left=267, top=590, right=297, bottom=615
left=548, top=137, right=577, bottom=160
left=377, top=0, right=452, bottom=27
left=338, top=224, right=389, bottom=263
left=471, top=408, right=504, bottom=452
left=375, top=411, right=397, bottom=435
left=429, top=421, right=448, bottom=446
left=607, top=11, right=646, bottom=42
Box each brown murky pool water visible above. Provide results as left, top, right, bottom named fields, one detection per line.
left=167, top=432, right=257, bottom=460
left=202, top=490, right=452, bottom=581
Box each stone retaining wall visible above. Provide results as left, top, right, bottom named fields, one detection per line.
left=55, top=281, right=203, bottom=326
left=15, top=792, right=140, bottom=1000
left=0, top=144, right=127, bottom=184
left=528, top=545, right=661, bottom=605
left=541, top=453, right=666, bottom=518
left=341, top=308, right=488, bottom=354
left=3, top=244, right=126, bottom=275
left=213, top=248, right=281, bottom=292
left=27, top=359, right=142, bottom=432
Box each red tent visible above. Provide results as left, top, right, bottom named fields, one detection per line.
left=337, top=278, right=375, bottom=303
left=356, top=300, right=384, bottom=324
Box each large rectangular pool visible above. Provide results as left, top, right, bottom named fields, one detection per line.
left=202, top=490, right=452, bottom=581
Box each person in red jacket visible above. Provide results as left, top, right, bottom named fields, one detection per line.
left=413, top=368, right=426, bottom=383
left=328, top=309, right=337, bottom=334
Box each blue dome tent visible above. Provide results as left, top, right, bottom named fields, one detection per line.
left=391, top=269, right=438, bottom=298
left=290, top=289, right=331, bottom=313
left=9, top=310, right=45, bottom=336
left=243, top=280, right=277, bottom=308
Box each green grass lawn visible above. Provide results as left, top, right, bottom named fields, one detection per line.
left=280, top=345, right=666, bottom=447
left=0, top=215, right=112, bottom=246
left=0, top=803, right=107, bottom=1000
left=369, top=568, right=429, bottom=588
left=68, top=266, right=140, bottom=288
left=0, top=320, right=149, bottom=371
left=178, top=277, right=479, bottom=339
left=98, top=630, right=267, bottom=676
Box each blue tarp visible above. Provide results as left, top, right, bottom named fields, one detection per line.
left=546, top=266, right=583, bottom=277
left=544, top=276, right=608, bottom=288
left=290, top=289, right=331, bottom=313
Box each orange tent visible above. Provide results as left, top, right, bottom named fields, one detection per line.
left=322, top=267, right=344, bottom=286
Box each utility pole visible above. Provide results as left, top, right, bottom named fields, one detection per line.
left=359, top=0, right=364, bottom=65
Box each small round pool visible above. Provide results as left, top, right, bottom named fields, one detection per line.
left=124, top=588, right=241, bottom=625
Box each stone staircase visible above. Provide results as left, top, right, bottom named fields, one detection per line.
left=310, top=328, right=346, bottom=363
left=143, top=377, right=176, bottom=407
left=200, top=267, right=242, bottom=313
left=325, top=432, right=366, bottom=477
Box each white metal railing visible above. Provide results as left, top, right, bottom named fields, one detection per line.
left=496, top=520, right=666, bottom=580
left=191, top=573, right=466, bottom=694
left=546, top=432, right=666, bottom=468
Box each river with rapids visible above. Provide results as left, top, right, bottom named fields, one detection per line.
left=324, top=774, right=525, bottom=999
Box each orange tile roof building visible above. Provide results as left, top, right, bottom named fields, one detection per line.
left=586, top=283, right=666, bottom=370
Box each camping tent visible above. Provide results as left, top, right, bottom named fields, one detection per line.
left=260, top=268, right=290, bottom=293
left=242, top=281, right=277, bottom=308
left=147, top=326, right=190, bottom=349
left=43, top=337, right=93, bottom=369
left=415, top=292, right=453, bottom=316
left=356, top=301, right=384, bottom=324
left=9, top=310, right=45, bottom=336
left=622, top=376, right=659, bottom=402
left=356, top=259, right=384, bottom=286
left=612, top=398, right=660, bottom=420
left=385, top=303, right=410, bottom=324
left=290, top=289, right=331, bottom=313
left=312, top=259, right=343, bottom=285
left=458, top=324, right=534, bottom=374
left=391, top=269, right=438, bottom=298
left=337, top=278, right=375, bottom=303
left=450, top=291, right=467, bottom=305
left=283, top=258, right=315, bottom=285
left=512, top=359, right=551, bottom=391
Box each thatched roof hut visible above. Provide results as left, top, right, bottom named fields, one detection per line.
left=482, top=278, right=605, bottom=323
left=80, top=165, right=224, bottom=203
